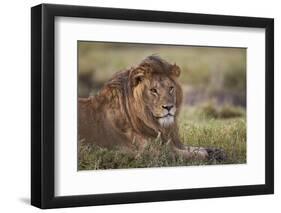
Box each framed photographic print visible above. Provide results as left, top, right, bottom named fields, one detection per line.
left=31, top=3, right=274, bottom=209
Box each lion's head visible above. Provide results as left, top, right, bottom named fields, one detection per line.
left=124, top=56, right=183, bottom=134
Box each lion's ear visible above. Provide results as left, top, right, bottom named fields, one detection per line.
left=170, top=64, right=181, bottom=77
left=130, top=68, right=145, bottom=87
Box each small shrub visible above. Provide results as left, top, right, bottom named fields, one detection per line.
left=219, top=104, right=244, bottom=118
left=200, top=102, right=245, bottom=119
left=200, top=102, right=219, bottom=118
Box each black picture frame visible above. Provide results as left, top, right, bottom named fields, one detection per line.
left=31, top=3, right=274, bottom=209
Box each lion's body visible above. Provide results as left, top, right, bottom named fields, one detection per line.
left=79, top=95, right=132, bottom=148
left=79, top=56, right=225, bottom=161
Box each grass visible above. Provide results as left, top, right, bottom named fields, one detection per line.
left=78, top=106, right=246, bottom=170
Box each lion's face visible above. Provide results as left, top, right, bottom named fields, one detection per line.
left=129, top=56, right=183, bottom=129
left=142, top=75, right=178, bottom=127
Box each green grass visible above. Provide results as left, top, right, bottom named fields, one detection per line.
left=78, top=106, right=246, bottom=170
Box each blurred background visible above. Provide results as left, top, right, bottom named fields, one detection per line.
left=78, top=41, right=246, bottom=112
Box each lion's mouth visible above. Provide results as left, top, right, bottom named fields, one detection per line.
left=154, top=113, right=174, bottom=119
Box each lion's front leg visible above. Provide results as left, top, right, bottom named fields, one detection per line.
left=172, top=145, right=226, bottom=162
left=172, top=146, right=208, bottom=160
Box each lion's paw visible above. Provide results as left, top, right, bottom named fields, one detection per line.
left=206, top=148, right=227, bottom=162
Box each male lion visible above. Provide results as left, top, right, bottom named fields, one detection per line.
left=79, top=56, right=225, bottom=161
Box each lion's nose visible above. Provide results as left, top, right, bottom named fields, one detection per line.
left=162, top=104, right=174, bottom=111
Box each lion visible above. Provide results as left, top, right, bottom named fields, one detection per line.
left=79, top=55, right=225, bottom=161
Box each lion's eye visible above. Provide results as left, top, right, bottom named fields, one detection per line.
left=150, top=88, right=158, bottom=94
left=169, top=86, right=174, bottom=93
